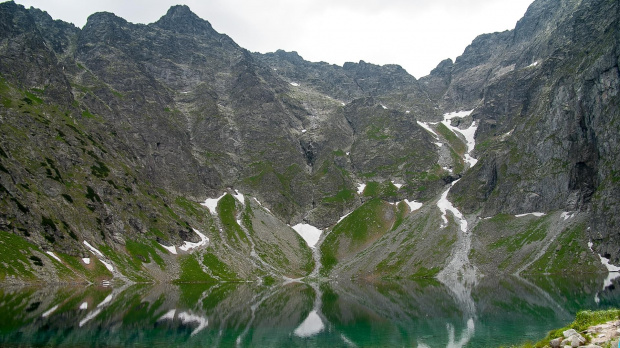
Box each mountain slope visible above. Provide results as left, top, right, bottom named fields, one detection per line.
left=0, top=0, right=618, bottom=283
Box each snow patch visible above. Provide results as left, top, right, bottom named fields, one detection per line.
left=588, top=241, right=620, bottom=289
left=290, top=82, right=299, bottom=87
left=357, top=183, right=366, bottom=195
left=302, top=129, right=307, bottom=133
left=79, top=308, right=102, bottom=327
left=179, top=229, right=209, bottom=252
left=515, top=212, right=546, bottom=218
left=381, top=104, right=387, bottom=109
left=254, top=198, right=272, bottom=213
left=442, top=110, right=478, bottom=167
left=443, top=110, right=474, bottom=120
left=434, top=142, right=443, bottom=147
left=437, top=180, right=467, bottom=233
left=201, top=193, right=226, bottom=215
left=294, top=310, right=324, bottom=337
left=292, top=224, right=322, bottom=248
left=404, top=200, right=423, bottom=211
left=233, top=190, right=244, bottom=204
left=417, top=121, right=439, bottom=138
left=79, top=302, right=88, bottom=310
left=82, top=257, right=90, bottom=265
left=98, top=294, right=114, bottom=308
left=392, top=181, right=403, bottom=189
left=178, top=311, right=209, bottom=336
left=42, top=304, right=58, bottom=318
left=405, top=110, right=410, bottom=114
left=158, top=309, right=176, bottom=321
left=99, top=259, right=114, bottom=272
left=561, top=211, right=576, bottom=220
left=337, top=212, right=352, bottom=224
left=83, top=241, right=104, bottom=257
left=346, top=152, right=350, bottom=156
left=159, top=243, right=177, bottom=255
left=527, top=61, right=539, bottom=68
left=599, top=255, right=620, bottom=272
left=46, top=251, right=61, bottom=263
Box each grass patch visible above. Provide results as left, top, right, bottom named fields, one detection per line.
left=176, top=255, right=216, bottom=283
left=511, top=309, right=620, bottom=348
left=217, top=194, right=248, bottom=246
left=202, top=253, right=238, bottom=280
left=125, top=240, right=165, bottom=269
left=320, top=199, right=395, bottom=276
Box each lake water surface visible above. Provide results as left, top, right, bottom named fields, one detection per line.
left=1, top=274, right=619, bottom=347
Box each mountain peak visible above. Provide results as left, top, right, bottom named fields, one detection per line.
left=154, top=5, right=215, bottom=35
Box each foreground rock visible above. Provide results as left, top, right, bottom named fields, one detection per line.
left=548, top=321, right=620, bottom=348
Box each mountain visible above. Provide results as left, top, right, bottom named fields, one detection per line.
left=0, top=0, right=617, bottom=284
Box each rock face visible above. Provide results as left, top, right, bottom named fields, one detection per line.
left=0, top=0, right=618, bottom=282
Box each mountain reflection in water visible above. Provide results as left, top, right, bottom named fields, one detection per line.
left=1, top=274, right=619, bottom=347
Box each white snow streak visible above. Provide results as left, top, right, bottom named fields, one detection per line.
left=442, top=110, right=478, bottom=167
left=417, top=121, right=439, bottom=138
left=79, top=302, right=88, bottom=310
left=515, top=212, right=546, bottom=218
left=561, top=211, right=576, bottom=220
left=83, top=241, right=104, bottom=257
left=404, top=200, right=423, bottom=211
left=337, top=212, right=352, bottom=224
left=588, top=241, right=620, bottom=289
left=290, top=82, right=300, bottom=86
left=82, top=257, right=90, bottom=265
left=233, top=190, right=245, bottom=204
left=179, top=229, right=209, bottom=252
left=99, top=259, right=114, bottom=272
left=292, top=224, right=322, bottom=248
left=357, top=183, right=366, bottom=195
left=46, top=251, right=62, bottom=263
left=41, top=304, right=59, bottom=318
left=158, top=309, right=176, bottom=321
left=294, top=310, right=324, bottom=337
left=201, top=193, right=226, bottom=215
left=178, top=311, right=209, bottom=336
left=159, top=243, right=177, bottom=255
left=392, top=181, right=403, bottom=189
left=437, top=180, right=467, bottom=233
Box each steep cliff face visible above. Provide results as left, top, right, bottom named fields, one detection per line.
left=0, top=0, right=618, bottom=283
left=447, top=0, right=620, bottom=261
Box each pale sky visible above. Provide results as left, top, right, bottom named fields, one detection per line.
left=12, top=0, right=533, bottom=78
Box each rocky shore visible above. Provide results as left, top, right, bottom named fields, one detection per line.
left=547, top=324, right=619, bottom=348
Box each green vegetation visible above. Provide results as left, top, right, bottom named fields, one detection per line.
left=490, top=217, right=549, bottom=252
left=322, top=187, right=355, bottom=203
left=510, top=309, right=620, bottom=348
left=125, top=240, right=165, bottom=269
left=203, top=253, right=238, bottom=280
left=529, top=223, right=599, bottom=273
left=217, top=194, right=248, bottom=245
left=176, top=255, right=216, bottom=283
left=436, top=123, right=466, bottom=155
left=320, top=199, right=395, bottom=276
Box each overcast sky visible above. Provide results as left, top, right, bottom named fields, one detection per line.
left=13, top=0, right=533, bottom=78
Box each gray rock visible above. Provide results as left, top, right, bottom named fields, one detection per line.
left=563, top=329, right=579, bottom=338
left=550, top=337, right=563, bottom=348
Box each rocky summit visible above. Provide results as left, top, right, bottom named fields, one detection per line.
left=0, top=0, right=618, bottom=284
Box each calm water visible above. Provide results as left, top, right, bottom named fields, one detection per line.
left=1, top=274, right=619, bottom=347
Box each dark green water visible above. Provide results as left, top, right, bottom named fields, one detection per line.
left=1, top=274, right=619, bottom=347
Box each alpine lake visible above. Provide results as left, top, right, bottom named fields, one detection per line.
left=1, top=274, right=620, bottom=348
